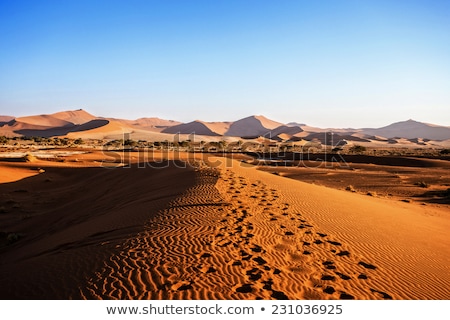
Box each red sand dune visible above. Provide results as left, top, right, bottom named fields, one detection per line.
left=0, top=152, right=449, bottom=300
left=50, top=109, right=97, bottom=125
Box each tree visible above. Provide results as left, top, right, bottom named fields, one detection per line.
left=179, top=140, right=190, bottom=148
left=218, top=140, right=228, bottom=150
left=349, top=145, right=366, bottom=154
left=124, top=139, right=137, bottom=147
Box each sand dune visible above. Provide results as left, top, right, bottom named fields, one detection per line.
left=362, top=119, right=450, bottom=140
left=216, top=159, right=450, bottom=299
left=50, top=109, right=97, bottom=125
left=5, top=119, right=111, bottom=138
left=264, top=125, right=303, bottom=141
left=65, top=118, right=142, bottom=139
left=162, top=120, right=231, bottom=136
left=1, top=119, right=74, bottom=138
left=304, top=132, right=370, bottom=145
left=111, top=117, right=181, bottom=132
left=130, top=117, right=182, bottom=129
left=1, top=152, right=449, bottom=300
left=0, top=158, right=197, bottom=299
left=0, top=111, right=92, bottom=137
left=2, top=109, right=450, bottom=143
left=0, top=116, right=14, bottom=125
left=80, top=157, right=450, bottom=299
left=225, top=115, right=283, bottom=137
left=14, top=115, right=73, bottom=128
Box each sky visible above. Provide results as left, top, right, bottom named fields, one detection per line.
left=0, top=0, right=449, bottom=128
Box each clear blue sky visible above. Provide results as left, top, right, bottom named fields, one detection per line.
left=1, top=0, right=449, bottom=128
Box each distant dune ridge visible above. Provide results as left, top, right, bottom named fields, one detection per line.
left=50, top=109, right=97, bottom=125
left=225, top=115, right=284, bottom=137
left=361, top=119, right=450, bottom=141
left=0, top=116, right=15, bottom=125
left=162, top=120, right=232, bottom=136
left=0, top=109, right=450, bottom=144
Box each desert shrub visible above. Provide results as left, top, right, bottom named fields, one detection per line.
left=349, top=145, right=366, bottom=153
left=178, top=140, right=191, bottom=148
left=23, top=153, right=37, bottom=162
left=73, top=138, right=84, bottom=145
left=345, top=185, right=356, bottom=192
left=0, top=136, right=9, bottom=144
left=440, top=149, right=450, bottom=155
left=124, top=139, right=137, bottom=147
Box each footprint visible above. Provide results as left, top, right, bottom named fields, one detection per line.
left=251, top=245, right=263, bottom=253
left=273, top=268, right=282, bottom=275
left=236, top=284, right=253, bottom=293
left=323, top=260, right=336, bottom=270
left=335, top=272, right=351, bottom=280
left=253, top=256, right=267, bottom=265
left=339, top=292, right=355, bottom=299
left=370, top=288, right=393, bottom=300
left=246, top=268, right=263, bottom=281
left=323, top=286, right=336, bottom=294
left=327, top=240, right=342, bottom=246
left=271, top=291, right=289, bottom=300
left=240, top=250, right=252, bottom=260
left=262, top=279, right=273, bottom=290
left=359, top=261, right=377, bottom=269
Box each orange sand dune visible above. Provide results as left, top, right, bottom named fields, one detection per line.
left=83, top=156, right=449, bottom=300
left=163, top=120, right=231, bottom=136
left=0, top=159, right=196, bottom=299
left=0, top=153, right=449, bottom=299
left=225, top=115, right=283, bottom=137
left=214, top=159, right=450, bottom=299
left=14, top=115, right=73, bottom=127
left=0, top=164, right=39, bottom=183
left=50, top=109, right=97, bottom=125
